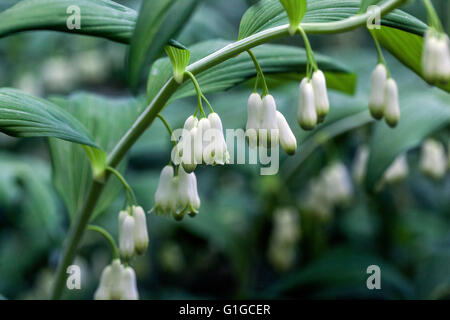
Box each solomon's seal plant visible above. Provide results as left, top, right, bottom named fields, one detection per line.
left=0, top=0, right=447, bottom=300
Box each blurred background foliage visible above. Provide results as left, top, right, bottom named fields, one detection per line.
left=0, top=0, right=449, bottom=300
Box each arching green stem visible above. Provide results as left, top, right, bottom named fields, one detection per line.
left=157, top=114, right=177, bottom=147
left=369, top=29, right=391, bottom=78
left=87, top=225, right=119, bottom=260
left=185, top=71, right=206, bottom=117
left=105, top=166, right=137, bottom=206
left=298, top=26, right=318, bottom=78
left=247, top=49, right=269, bottom=97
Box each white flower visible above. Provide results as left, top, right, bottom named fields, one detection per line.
left=119, top=266, right=139, bottom=300
left=94, top=259, right=124, bottom=300
left=383, top=78, right=400, bottom=128
left=206, top=113, right=229, bottom=165
left=133, top=206, right=149, bottom=255
left=180, top=116, right=198, bottom=173
left=184, top=115, right=198, bottom=131
left=297, top=78, right=317, bottom=130
left=119, top=213, right=135, bottom=260
left=369, top=63, right=387, bottom=120
left=154, top=165, right=175, bottom=216
left=312, top=70, right=330, bottom=121
left=420, top=139, right=447, bottom=180
left=174, top=166, right=201, bottom=219
left=259, top=94, right=279, bottom=146
left=352, top=145, right=370, bottom=184
left=194, top=117, right=211, bottom=164
left=382, top=154, right=409, bottom=185
left=245, top=93, right=262, bottom=148
left=276, top=111, right=297, bottom=155
left=422, top=29, right=450, bottom=83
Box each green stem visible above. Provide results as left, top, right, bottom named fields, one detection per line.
left=87, top=225, right=119, bottom=260
left=247, top=50, right=269, bottom=96
left=423, top=0, right=444, bottom=33
left=369, top=29, right=391, bottom=77
left=157, top=114, right=177, bottom=147
left=298, top=26, right=318, bottom=76
left=185, top=71, right=206, bottom=117
left=106, top=166, right=137, bottom=205
left=50, top=0, right=407, bottom=300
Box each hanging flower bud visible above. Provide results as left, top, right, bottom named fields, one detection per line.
left=206, top=112, right=229, bottom=165
left=154, top=165, right=175, bottom=216
left=297, top=78, right=317, bottom=130
left=119, top=213, right=135, bottom=260
left=312, top=70, right=330, bottom=121
left=420, top=139, right=447, bottom=180
left=276, top=111, right=297, bottom=155
left=94, top=259, right=124, bottom=300
left=245, top=93, right=262, bottom=148
left=94, top=263, right=113, bottom=300
left=133, top=206, right=149, bottom=255
left=181, top=127, right=197, bottom=173
left=194, top=117, right=211, bottom=164
left=184, top=115, right=198, bottom=131
left=119, top=266, right=139, bottom=300
left=259, top=94, right=279, bottom=146
left=369, top=64, right=387, bottom=120
left=383, top=78, right=400, bottom=128
left=189, top=172, right=201, bottom=215
left=422, top=29, right=450, bottom=83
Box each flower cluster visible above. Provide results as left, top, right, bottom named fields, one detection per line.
left=118, top=205, right=149, bottom=259
left=245, top=93, right=297, bottom=154
left=422, top=28, right=450, bottom=83
left=420, top=139, right=447, bottom=180
left=94, top=259, right=138, bottom=300
left=369, top=64, right=400, bottom=127
left=153, top=165, right=200, bottom=221
left=174, top=113, right=230, bottom=172
left=297, top=70, right=330, bottom=130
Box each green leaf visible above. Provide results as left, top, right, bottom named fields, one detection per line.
left=0, top=0, right=137, bottom=43
left=365, top=90, right=450, bottom=191
left=280, top=0, right=307, bottom=35
left=0, top=88, right=98, bottom=148
left=147, top=39, right=356, bottom=103
left=49, top=93, right=145, bottom=220
left=127, top=0, right=199, bottom=90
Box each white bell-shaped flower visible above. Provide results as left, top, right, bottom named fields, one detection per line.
left=259, top=94, right=279, bottom=146
left=119, top=213, right=135, bottom=260
left=206, top=113, right=229, bottom=165
left=420, top=139, right=447, bottom=180
left=312, top=70, right=330, bottom=121
left=181, top=128, right=197, bottom=173
left=276, top=111, right=297, bottom=155
left=119, top=266, right=139, bottom=300
left=383, top=78, right=400, bottom=128
left=297, top=78, right=317, bottom=130
left=246, top=93, right=262, bottom=148
left=422, top=29, right=450, bottom=82
left=369, top=63, right=387, bottom=120
left=322, top=162, right=353, bottom=204
left=94, top=259, right=124, bottom=300
left=194, top=117, right=211, bottom=164
left=133, top=206, right=148, bottom=255
left=184, top=115, right=198, bottom=131
left=175, top=166, right=201, bottom=219
left=189, top=172, right=201, bottom=214
left=94, top=263, right=113, bottom=300
left=352, top=145, right=370, bottom=184
left=154, top=165, right=175, bottom=215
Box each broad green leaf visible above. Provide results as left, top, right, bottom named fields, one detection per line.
left=147, top=39, right=356, bottom=104
left=49, top=93, right=145, bottom=220
left=280, top=0, right=307, bottom=35
left=127, top=0, right=199, bottom=89
left=0, top=0, right=137, bottom=43
left=0, top=88, right=98, bottom=148
left=365, top=91, right=450, bottom=191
